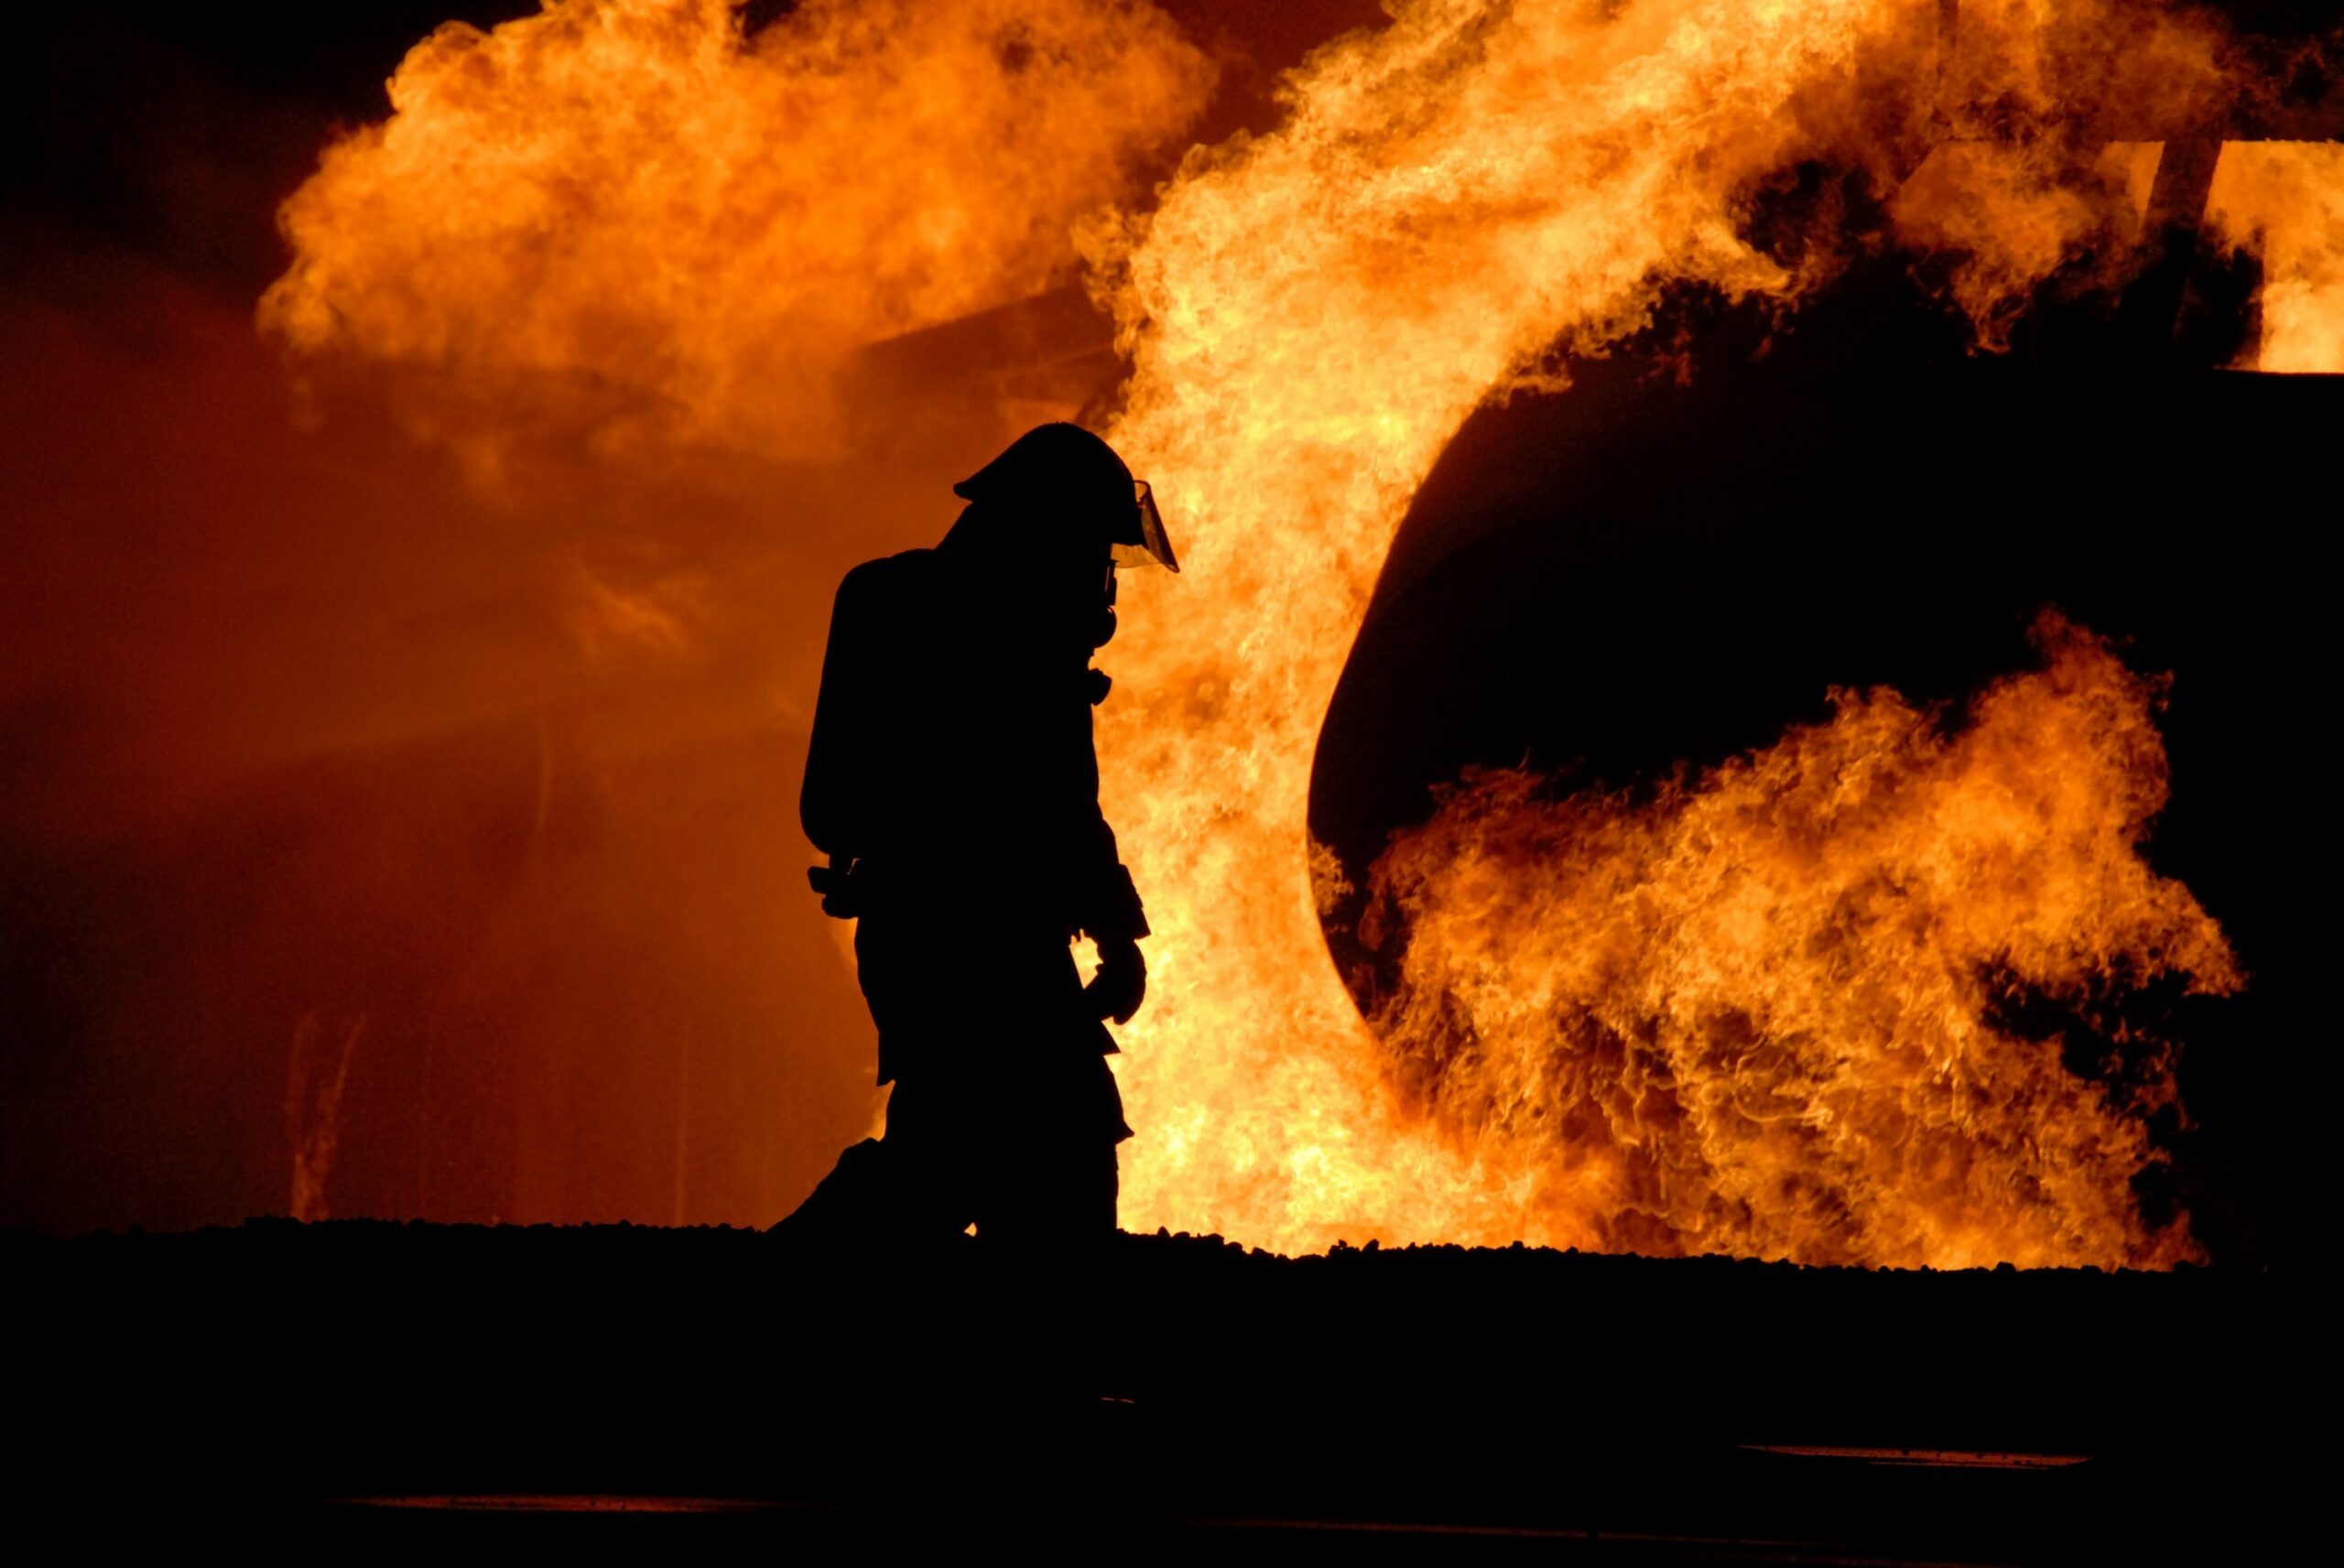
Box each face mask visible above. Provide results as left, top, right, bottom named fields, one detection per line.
left=1090, top=560, right=1119, bottom=650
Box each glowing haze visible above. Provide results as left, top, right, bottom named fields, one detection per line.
left=258, top=0, right=2334, bottom=1264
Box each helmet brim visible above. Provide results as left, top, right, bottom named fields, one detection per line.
left=1112, top=481, right=1181, bottom=573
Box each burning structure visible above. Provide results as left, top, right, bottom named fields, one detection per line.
left=4, top=0, right=2338, bottom=1270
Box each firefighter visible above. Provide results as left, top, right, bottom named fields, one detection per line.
left=786, top=423, right=1178, bottom=1249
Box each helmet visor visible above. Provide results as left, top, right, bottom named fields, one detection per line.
left=1112, top=480, right=1181, bottom=573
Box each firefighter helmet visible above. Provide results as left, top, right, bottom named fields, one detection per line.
left=951, top=423, right=1179, bottom=572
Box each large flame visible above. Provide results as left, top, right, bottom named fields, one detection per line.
left=256, top=0, right=2337, bottom=1262
left=1089, top=0, right=2257, bottom=1260
left=260, top=0, right=1213, bottom=459
left=1360, top=618, right=2235, bottom=1269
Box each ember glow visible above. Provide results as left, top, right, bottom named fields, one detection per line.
left=245, top=0, right=2341, bottom=1263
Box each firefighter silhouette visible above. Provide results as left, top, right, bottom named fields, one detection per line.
left=785, top=424, right=1177, bottom=1247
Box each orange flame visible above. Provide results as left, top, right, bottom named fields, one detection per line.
left=2206, top=141, right=2344, bottom=372
left=258, top=0, right=2337, bottom=1261
left=1089, top=0, right=2261, bottom=1260
left=1360, top=618, right=2235, bottom=1269
left=1887, top=140, right=2161, bottom=345
left=260, top=0, right=1213, bottom=458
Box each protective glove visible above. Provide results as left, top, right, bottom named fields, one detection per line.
left=806, top=857, right=863, bottom=920
left=1085, top=935, right=1147, bottom=1025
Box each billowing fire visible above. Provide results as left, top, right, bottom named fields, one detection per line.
left=261, top=0, right=2339, bottom=1263
left=1083, top=0, right=2297, bottom=1261
left=1359, top=617, right=2235, bottom=1268
left=260, top=0, right=1214, bottom=460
